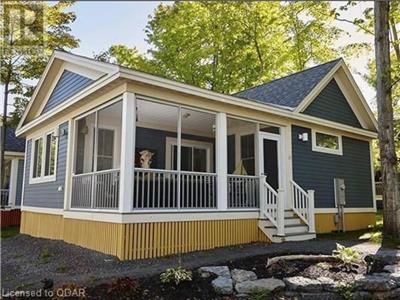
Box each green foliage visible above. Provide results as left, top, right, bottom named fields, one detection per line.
left=332, top=243, right=361, bottom=264
left=39, top=247, right=53, bottom=264
left=160, top=267, right=192, bottom=286
left=336, top=282, right=356, bottom=300
left=316, top=262, right=332, bottom=270
left=56, top=264, right=69, bottom=273
left=107, top=277, right=138, bottom=300
left=0, top=226, right=19, bottom=239
left=248, top=287, right=271, bottom=300
left=1, top=1, right=79, bottom=126
left=100, top=2, right=342, bottom=94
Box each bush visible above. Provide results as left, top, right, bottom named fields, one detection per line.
left=332, top=243, right=361, bottom=264
left=107, top=277, right=138, bottom=299
left=160, top=267, right=192, bottom=286
left=248, top=288, right=271, bottom=300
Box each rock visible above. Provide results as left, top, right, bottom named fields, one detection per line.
left=198, top=266, right=230, bottom=278
left=351, top=291, right=373, bottom=300
left=384, top=265, right=400, bottom=274
left=356, top=273, right=398, bottom=291
left=235, top=278, right=285, bottom=294
left=373, top=288, right=400, bottom=300
left=284, top=276, right=322, bottom=293
left=301, top=292, right=342, bottom=300
left=211, top=276, right=233, bottom=295
left=231, top=269, right=257, bottom=283
left=317, top=277, right=337, bottom=292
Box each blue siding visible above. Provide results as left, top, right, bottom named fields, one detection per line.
left=292, top=125, right=373, bottom=208
left=41, top=70, right=94, bottom=114
left=15, top=159, right=24, bottom=206
left=303, top=79, right=362, bottom=128
left=23, top=122, right=68, bottom=208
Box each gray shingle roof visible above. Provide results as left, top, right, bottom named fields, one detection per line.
left=234, top=58, right=342, bottom=109
left=3, top=127, right=25, bottom=153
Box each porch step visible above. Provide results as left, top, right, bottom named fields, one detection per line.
left=258, top=209, right=315, bottom=243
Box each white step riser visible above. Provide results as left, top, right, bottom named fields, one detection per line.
left=263, top=218, right=301, bottom=227
left=283, top=234, right=316, bottom=242
left=285, top=226, right=309, bottom=234
left=284, top=211, right=294, bottom=218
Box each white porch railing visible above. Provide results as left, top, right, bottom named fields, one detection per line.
left=0, top=189, right=9, bottom=207
left=133, top=168, right=217, bottom=209
left=290, top=180, right=315, bottom=233
left=259, top=176, right=285, bottom=236
left=227, top=175, right=259, bottom=208
left=71, top=169, right=120, bottom=209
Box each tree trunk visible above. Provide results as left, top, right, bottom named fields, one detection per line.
left=0, top=80, right=9, bottom=190
left=374, top=0, right=400, bottom=237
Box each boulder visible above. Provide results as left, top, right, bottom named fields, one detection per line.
left=198, top=266, right=230, bottom=278
left=351, top=291, right=373, bottom=300
left=384, top=265, right=400, bottom=274
left=231, top=269, right=257, bottom=283
left=356, top=273, right=397, bottom=291
left=317, top=277, right=337, bottom=292
left=235, top=278, right=285, bottom=294
left=284, top=276, right=322, bottom=293
left=373, top=288, right=400, bottom=300
left=211, top=276, right=233, bottom=295
left=301, top=292, right=342, bottom=300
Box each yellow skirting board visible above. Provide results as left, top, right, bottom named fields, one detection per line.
left=20, top=212, right=269, bottom=260
left=315, top=212, right=376, bottom=233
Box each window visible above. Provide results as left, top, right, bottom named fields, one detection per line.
left=30, top=130, right=58, bottom=183
left=44, top=133, right=57, bottom=176
left=167, top=138, right=212, bottom=172
left=312, top=130, right=342, bottom=155
left=97, top=128, right=114, bottom=171
left=240, top=134, right=255, bottom=175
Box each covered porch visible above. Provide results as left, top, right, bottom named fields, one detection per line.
left=68, top=92, right=315, bottom=238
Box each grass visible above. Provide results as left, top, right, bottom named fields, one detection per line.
left=1, top=226, right=20, bottom=239
left=318, top=210, right=400, bottom=248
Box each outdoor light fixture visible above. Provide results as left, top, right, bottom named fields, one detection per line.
left=298, top=133, right=308, bottom=141
left=182, top=112, right=191, bottom=119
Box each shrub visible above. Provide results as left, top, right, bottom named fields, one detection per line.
left=332, top=243, right=361, bottom=264
left=107, top=277, right=138, bottom=299
left=39, top=248, right=53, bottom=264
left=160, top=267, right=192, bottom=286
left=336, top=282, right=356, bottom=300
left=316, top=262, right=332, bottom=270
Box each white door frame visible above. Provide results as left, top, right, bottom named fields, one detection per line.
left=258, top=131, right=289, bottom=208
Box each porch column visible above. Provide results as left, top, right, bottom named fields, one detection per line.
left=216, top=112, right=228, bottom=210
left=8, top=158, right=19, bottom=207
left=119, top=92, right=136, bottom=213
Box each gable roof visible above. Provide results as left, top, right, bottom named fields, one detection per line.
left=16, top=51, right=377, bottom=138
left=2, top=127, right=25, bottom=153
left=234, top=58, right=342, bottom=109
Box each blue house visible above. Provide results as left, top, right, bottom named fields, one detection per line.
left=16, top=51, right=377, bottom=259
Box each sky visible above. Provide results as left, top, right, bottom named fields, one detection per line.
left=1, top=1, right=377, bottom=111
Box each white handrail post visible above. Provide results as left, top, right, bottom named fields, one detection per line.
left=119, top=91, right=136, bottom=213
left=216, top=112, right=228, bottom=210
left=307, top=189, right=316, bottom=233
left=277, top=188, right=285, bottom=236
left=259, top=175, right=266, bottom=218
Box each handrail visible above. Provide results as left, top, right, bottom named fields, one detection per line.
left=260, top=178, right=278, bottom=228
left=72, top=168, right=121, bottom=177
left=290, top=179, right=315, bottom=233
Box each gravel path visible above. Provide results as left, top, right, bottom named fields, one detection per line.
left=2, top=234, right=399, bottom=290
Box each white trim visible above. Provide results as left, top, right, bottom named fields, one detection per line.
left=369, top=140, right=377, bottom=211
left=8, top=158, right=19, bottom=207
left=311, top=129, right=343, bottom=156
left=21, top=140, right=28, bottom=208
left=165, top=137, right=214, bottom=172
left=216, top=112, right=228, bottom=210
left=315, top=207, right=376, bottom=214
left=22, top=206, right=64, bottom=215
left=29, top=128, right=59, bottom=184
left=63, top=210, right=260, bottom=224
left=119, top=92, right=136, bottom=213
left=64, top=120, right=74, bottom=210
left=4, top=151, right=25, bottom=157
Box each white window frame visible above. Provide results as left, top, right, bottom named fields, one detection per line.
left=165, top=137, right=213, bottom=172
left=29, top=129, right=58, bottom=184
left=312, top=129, right=343, bottom=156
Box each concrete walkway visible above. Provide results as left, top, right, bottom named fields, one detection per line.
left=1, top=234, right=399, bottom=290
